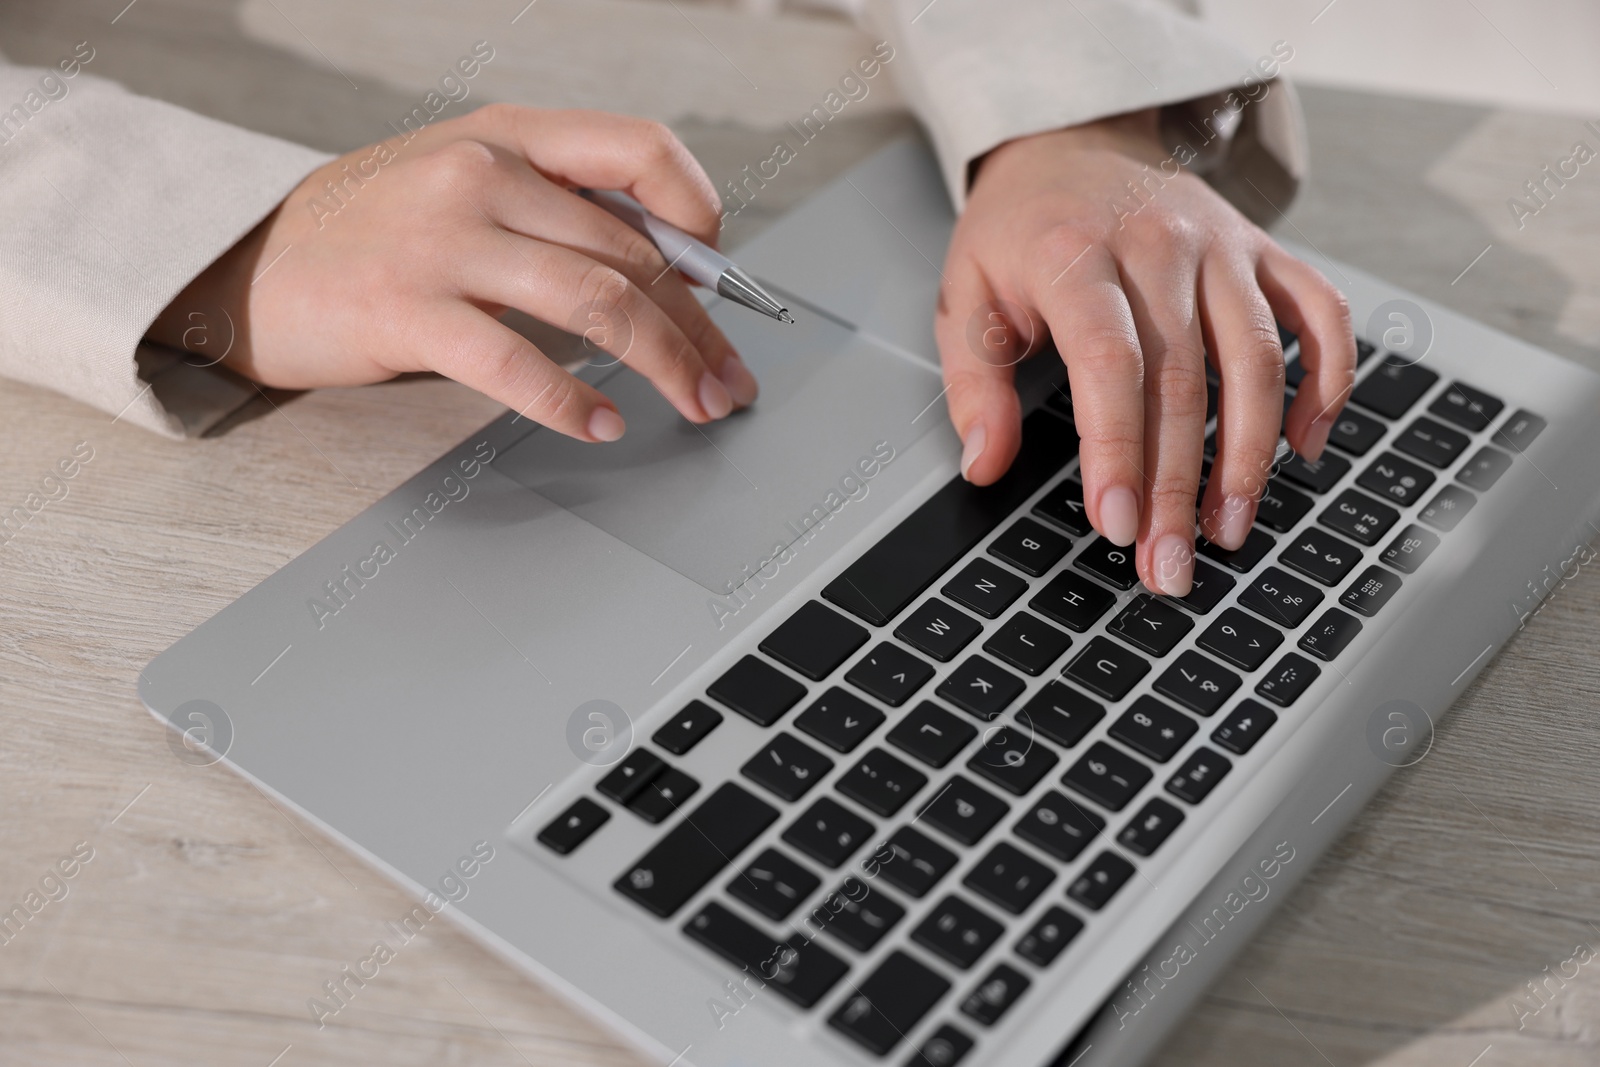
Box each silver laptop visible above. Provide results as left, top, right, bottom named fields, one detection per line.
left=141, top=136, right=1600, bottom=1067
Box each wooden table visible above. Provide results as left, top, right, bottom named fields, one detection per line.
left=3, top=3, right=1598, bottom=1064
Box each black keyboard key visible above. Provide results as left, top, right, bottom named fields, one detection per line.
left=1153, top=650, right=1240, bottom=716
left=1030, top=569, right=1117, bottom=632
left=1341, top=565, right=1403, bottom=617
left=1379, top=524, right=1440, bottom=574
left=727, top=848, right=821, bottom=922
left=1068, top=851, right=1136, bottom=911
left=1393, top=417, right=1471, bottom=469
left=795, top=687, right=885, bottom=754
left=537, top=797, right=610, bottom=855
left=912, top=895, right=1004, bottom=969
left=1117, top=796, right=1185, bottom=857
left=829, top=950, right=952, bottom=1056
left=742, top=733, right=834, bottom=803
left=1351, top=356, right=1439, bottom=418
left=1063, top=636, right=1151, bottom=701
left=1297, top=609, right=1364, bottom=661
left=1429, top=381, right=1503, bottom=432
left=685, top=902, right=848, bottom=1009
left=1457, top=447, right=1512, bottom=491
left=823, top=410, right=1078, bottom=625
left=1277, top=321, right=1298, bottom=351
left=616, top=783, right=778, bottom=917
left=1196, top=607, right=1282, bottom=671
left=1254, top=479, right=1314, bottom=533
left=984, top=611, right=1072, bottom=675
left=1074, top=537, right=1140, bottom=589
left=1015, top=906, right=1084, bottom=967
left=1062, top=741, right=1152, bottom=811
left=887, top=702, right=977, bottom=768
left=1107, top=594, right=1195, bottom=656
left=1165, top=748, right=1232, bottom=804
left=967, top=725, right=1060, bottom=795
left=907, top=1025, right=976, bottom=1067
left=871, top=826, right=957, bottom=898
left=1418, top=484, right=1477, bottom=532
left=628, top=766, right=701, bottom=824
left=960, top=963, right=1031, bottom=1026
left=760, top=601, right=869, bottom=682
left=1016, top=791, right=1105, bottom=862
left=1238, top=566, right=1323, bottom=628
left=846, top=643, right=935, bottom=706
left=937, top=655, right=1027, bottom=721
left=896, top=598, right=983, bottom=663
left=1278, top=449, right=1352, bottom=494
left=1254, top=653, right=1321, bottom=707
left=819, top=876, right=906, bottom=951
left=1108, top=695, right=1197, bottom=762
left=1279, top=526, right=1363, bottom=586
left=782, top=797, right=874, bottom=868
left=1199, top=526, right=1276, bottom=573
left=596, top=748, right=664, bottom=805
left=1283, top=353, right=1305, bottom=387
left=837, top=748, right=929, bottom=817
left=1358, top=452, right=1435, bottom=507
left=989, top=517, right=1071, bottom=577
left=709, top=655, right=807, bottom=726
left=1326, top=405, right=1386, bottom=456
left=1319, top=488, right=1399, bottom=546
left=1171, top=559, right=1237, bottom=614
left=1211, top=700, right=1277, bottom=755
left=1356, top=337, right=1379, bottom=364
left=964, top=841, right=1055, bottom=914
left=1492, top=409, right=1546, bottom=452
left=919, top=776, right=1009, bottom=846
left=943, top=557, right=1027, bottom=619
left=652, top=700, right=722, bottom=756
left=1017, top=682, right=1105, bottom=748
left=1033, top=478, right=1094, bottom=536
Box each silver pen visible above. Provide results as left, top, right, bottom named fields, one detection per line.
left=581, top=189, right=794, bottom=325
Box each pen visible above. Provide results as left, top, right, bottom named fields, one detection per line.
left=581, top=188, right=794, bottom=325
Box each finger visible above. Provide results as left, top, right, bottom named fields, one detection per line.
left=478, top=105, right=722, bottom=246
left=1030, top=245, right=1145, bottom=547
left=452, top=222, right=729, bottom=423
left=1195, top=252, right=1286, bottom=551
left=1258, top=244, right=1356, bottom=460
left=932, top=254, right=1027, bottom=485
left=1120, top=260, right=1207, bottom=597
left=421, top=304, right=626, bottom=442
left=466, top=151, right=756, bottom=406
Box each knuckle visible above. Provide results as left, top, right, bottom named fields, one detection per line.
left=1150, top=477, right=1200, bottom=514
left=1033, top=223, right=1098, bottom=275
left=1073, top=329, right=1144, bottom=380
left=609, top=227, right=667, bottom=275
left=1149, top=356, right=1209, bottom=417
left=418, top=139, right=497, bottom=189
left=577, top=262, right=635, bottom=312
left=535, top=374, right=582, bottom=426
left=1229, top=324, right=1286, bottom=386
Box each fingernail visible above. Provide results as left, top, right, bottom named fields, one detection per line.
left=699, top=372, right=733, bottom=420
left=960, top=423, right=987, bottom=480
left=1152, top=533, right=1194, bottom=597
left=1099, top=486, right=1140, bottom=546
left=1215, top=494, right=1253, bottom=550
left=587, top=406, right=625, bottom=442
left=719, top=355, right=759, bottom=407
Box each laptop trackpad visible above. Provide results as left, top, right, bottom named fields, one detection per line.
left=492, top=302, right=943, bottom=596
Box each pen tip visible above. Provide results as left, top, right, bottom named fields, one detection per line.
left=779, top=310, right=795, bottom=324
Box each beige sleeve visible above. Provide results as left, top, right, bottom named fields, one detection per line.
left=0, top=49, right=331, bottom=437
left=852, top=0, right=1308, bottom=219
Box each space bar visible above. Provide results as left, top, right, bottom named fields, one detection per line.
left=822, top=409, right=1078, bottom=626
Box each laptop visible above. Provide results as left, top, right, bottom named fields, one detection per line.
left=141, top=136, right=1600, bottom=1067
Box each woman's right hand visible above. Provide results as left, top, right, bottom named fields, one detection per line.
left=150, top=104, right=758, bottom=442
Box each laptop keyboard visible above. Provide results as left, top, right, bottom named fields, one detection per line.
left=534, top=333, right=1544, bottom=1064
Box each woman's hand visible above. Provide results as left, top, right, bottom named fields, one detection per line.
left=935, top=108, right=1355, bottom=595
left=150, top=105, right=758, bottom=442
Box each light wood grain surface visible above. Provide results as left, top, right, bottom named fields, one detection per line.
left=2, top=3, right=1599, bottom=1066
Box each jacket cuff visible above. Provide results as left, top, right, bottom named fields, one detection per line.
left=0, top=61, right=331, bottom=437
